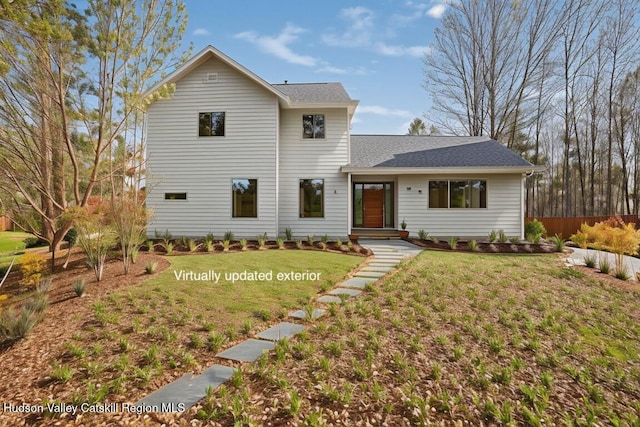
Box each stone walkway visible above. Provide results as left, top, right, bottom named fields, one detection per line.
left=134, top=239, right=422, bottom=412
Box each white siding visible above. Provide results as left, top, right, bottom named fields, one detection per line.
left=278, top=108, right=350, bottom=239
left=397, top=174, right=524, bottom=238
left=146, top=57, right=279, bottom=238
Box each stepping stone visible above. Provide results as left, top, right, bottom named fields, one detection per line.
left=361, top=266, right=395, bottom=272
left=216, top=339, right=275, bottom=362
left=134, top=364, right=234, bottom=411
left=256, top=322, right=306, bottom=341
left=355, top=271, right=387, bottom=278
left=317, top=295, right=343, bottom=304
left=289, top=307, right=326, bottom=320
left=369, top=259, right=399, bottom=265
left=341, top=277, right=376, bottom=289
left=328, top=287, right=362, bottom=297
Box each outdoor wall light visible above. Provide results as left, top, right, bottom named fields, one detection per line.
left=406, top=187, right=411, bottom=191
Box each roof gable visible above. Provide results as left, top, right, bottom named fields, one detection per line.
left=143, top=45, right=289, bottom=102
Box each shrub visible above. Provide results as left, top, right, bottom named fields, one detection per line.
left=240, top=238, right=248, bottom=250
left=524, top=219, right=547, bottom=239
left=526, top=233, right=542, bottom=244
left=509, top=237, right=520, bottom=244
left=106, top=197, right=148, bottom=275
left=23, top=236, right=46, bottom=249
left=145, top=262, right=157, bottom=274
left=35, top=277, right=52, bottom=294
left=72, top=279, right=86, bottom=297
left=498, top=230, right=508, bottom=243
left=321, top=234, right=328, bottom=244
left=187, top=239, right=199, bottom=252
left=146, top=240, right=154, bottom=253
left=448, top=236, right=458, bottom=250
left=205, top=232, right=215, bottom=243
left=307, top=235, right=314, bottom=245
left=24, top=293, right=48, bottom=313
left=549, top=234, right=565, bottom=252
left=284, top=227, right=293, bottom=241
left=19, top=252, right=47, bottom=287
left=583, top=252, right=597, bottom=268
left=0, top=305, right=40, bottom=341
left=72, top=207, right=116, bottom=281
left=613, top=267, right=630, bottom=280
left=257, top=233, right=268, bottom=248
left=468, top=240, right=478, bottom=252
left=224, top=230, right=234, bottom=241
left=598, top=255, right=611, bottom=274
left=205, top=240, right=214, bottom=252
left=417, top=229, right=428, bottom=240
left=223, top=240, right=231, bottom=252
left=277, top=238, right=285, bottom=249
left=488, top=230, right=497, bottom=242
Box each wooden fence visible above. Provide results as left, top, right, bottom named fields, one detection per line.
left=0, top=215, right=13, bottom=232
left=525, top=215, right=639, bottom=239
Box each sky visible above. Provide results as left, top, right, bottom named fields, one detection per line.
left=183, top=0, right=447, bottom=135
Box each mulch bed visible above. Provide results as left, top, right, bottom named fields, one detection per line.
left=407, top=238, right=557, bottom=253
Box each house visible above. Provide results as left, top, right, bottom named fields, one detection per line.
left=144, top=46, right=542, bottom=240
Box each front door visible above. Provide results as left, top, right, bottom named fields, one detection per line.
left=363, top=186, right=384, bottom=227
left=353, top=182, right=394, bottom=228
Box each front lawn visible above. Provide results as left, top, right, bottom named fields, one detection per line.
left=0, top=231, right=33, bottom=267
left=194, top=251, right=640, bottom=425
left=1, top=250, right=363, bottom=425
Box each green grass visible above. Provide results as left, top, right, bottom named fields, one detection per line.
left=213, top=251, right=640, bottom=425
left=49, top=250, right=363, bottom=408
left=0, top=231, right=38, bottom=268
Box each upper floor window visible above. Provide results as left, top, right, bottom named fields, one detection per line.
left=428, top=180, right=487, bottom=208
left=164, top=192, right=187, bottom=200
left=303, top=114, right=325, bottom=139
left=199, top=112, right=225, bottom=136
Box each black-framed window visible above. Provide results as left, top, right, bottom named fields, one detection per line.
left=428, top=180, right=487, bottom=208
left=232, top=179, right=257, bottom=218
left=299, top=179, right=324, bottom=218
left=164, top=192, right=187, bottom=200
left=199, top=112, right=225, bottom=136
left=302, top=114, right=325, bottom=139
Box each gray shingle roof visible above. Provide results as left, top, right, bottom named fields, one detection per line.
left=349, top=135, right=533, bottom=168
left=272, top=82, right=352, bottom=103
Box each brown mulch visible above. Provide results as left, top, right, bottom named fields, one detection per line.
left=407, top=237, right=557, bottom=253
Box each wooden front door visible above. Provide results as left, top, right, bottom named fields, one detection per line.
left=363, top=187, right=384, bottom=228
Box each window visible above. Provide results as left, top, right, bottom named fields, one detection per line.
left=302, top=114, right=325, bottom=139
left=428, top=180, right=486, bottom=208
left=299, top=179, right=324, bottom=218
left=164, top=192, right=187, bottom=200
left=232, top=179, right=257, bottom=218
left=199, top=112, right=225, bottom=136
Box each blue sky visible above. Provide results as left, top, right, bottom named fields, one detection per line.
left=183, top=1, right=447, bottom=135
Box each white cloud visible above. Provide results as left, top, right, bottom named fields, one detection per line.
left=315, top=65, right=370, bottom=75
left=357, top=105, right=413, bottom=117
left=193, top=28, right=211, bottom=36
left=391, top=1, right=429, bottom=25
left=375, top=42, right=431, bottom=58
left=427, top=4, right=447, bottom=19
left=322, top=6, right=374, bottom=48
left=234, top=23, right=317, bottom=67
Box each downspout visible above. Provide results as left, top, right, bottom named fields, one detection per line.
left=275, top=99, right=280, bottom=237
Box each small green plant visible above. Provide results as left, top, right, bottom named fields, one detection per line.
left=417, top=229, right=428, bottom=240
left=284, top=227, right=293, bottom=241
left=498, top=230, right=508, bottom=243
left=162, top=241, right=174, bottom=255
left=257, top=233, right=267, bottom=249
left=319, top=241, right=327, bottom=251
left=468, top=239, right=478, bottom=251
left=237, top=238, right=246, bottom=251
left=207, top=332, right=227, bottom=352
left=35, top=277, right=52, bottom=294
left=598, top=254, right=611, bottom=274
left=525, top=219, right=547, bottom=239
left=241, top=319, right=253, bottom=335
left=155, top=229, right=172, bottom=245
left=401, top=219, right=407, bottom=230
left=448, top=236, right=459, bottom=250
left=549, top=234, right=564, bottom=252
left=0, top=306, right=40, bottom=341
left=527, top=233, right=543, bottom=244
left=222, top=240, right=231, bottom=252
left=307, top=235, right=314, bottom=245
left=224, top=230, right=234, bottom=241
left=72, top=279, right=86, bottom=296
left=145, top=262, right=157, bottom=274
left=187, top=239, right=199, bottom=252
left=583, top=252, right=597, bottom=268
left=205, top=232, right=215, bottom=243
left=509, top=237, right=520, bottom=244
left=146, top=239, right=154, bottom=252
left=321, top=234, right=328, bottom=244
left=205, top=240, right=214, bottom=252
left=295, top=239, right=303, bottom=249
left=488, top=230, right=497, bottom=242
left=277, top=237, right=285, bottom=249
left=613, top=267, right=630, bottom=280
left=335, top=238, right=343, bottom=248
left=51, top=362, right=75, bottom=383
left=288, top=390, right=302, bottom=415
